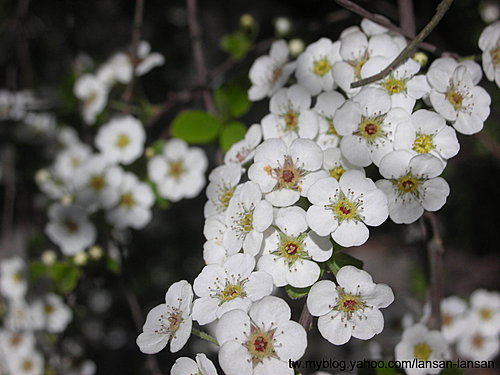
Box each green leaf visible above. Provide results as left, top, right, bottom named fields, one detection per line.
left=214, top=83, right=251, bottom=118
left=171, top=110, right=222, bottom=144
left=325, top=251, right=364, bottom=275
left=50, top=263, right=81, bottom=294
left=375, top=366, right=400, bottom=375
left=219, top=122, right=247, bottom=152
left=220, top=31, right=252, bottom=60
left=285, top=285, right=311, bottom=300
left=107, top=258, right=121, bottom=274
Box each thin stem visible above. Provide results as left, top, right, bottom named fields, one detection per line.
left=351, top=0, right=455, bottom=88
left=334, top=0, right=457, bottom=57
left=423, top=213, right=444, bottom=330
left=476, top=131, right=500, bottom=159
left=186, top=0, right=215, bottom=114
left=398, top=0, right=416, bottom=37
left=122, top=0, right=145, bottom=107
left=191, top=328, right=219, bottom=346
left=299, top=303, right=313, bottom=331
left=1, top=146, right=16, bottom=250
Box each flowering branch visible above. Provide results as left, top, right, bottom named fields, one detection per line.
left=186, top=0, right=216, bottom=114
left=122, top=0, right=145, bottom=107
left=423, top=212, right=445, bottom=330
left=350, top=0, right=454, bottom=88
left=191, top=328, right=219, bottom=346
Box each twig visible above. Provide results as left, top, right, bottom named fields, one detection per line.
left=15, top=0, right=34, bottom=88
left=334, top=0, right=457, bottom=58
left=1, top=146, right=16, bottom=250
left=185, top=0, right=215, bottom=114
left=423, top=213, right=444, bottom=330
left=398, top=0, right=416, bottom=37
left=299, top=303, right=313, bottom=331
left=191, top=328, right=219, bottom=346
left=476, top=131, right=500, bottom=159
left=351, top=0, right=454, bottom=88
left=122, top=0, right=145, bottom=107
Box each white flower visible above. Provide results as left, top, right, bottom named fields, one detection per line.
left=313, top=91, right=346, bottom=150
left=0, top=257, right=27, bottom=301
left=73, top=156, right=122, bottom=210
left=31, top=293, right=73, bottom=333
left=296, top=38, right=341, bottom=95
left=224, top=124, right=262, bottom=165
left=395, top=323, right=450, bottom=375
left=192, top=253, right=273, bottom=325
left=135, top=41, right=165, bottom=76
left=362, top=57, right=430, bottom=112
left=24, top=112, right=57, bottom=136
left=440, top=296, right=468, bottom=343
left=215, top=296, right=307, bottom=375
left=7, top=349, right=44, bottom=375
left=0, top=330, right=35, bottom=357
left=45, top=204, right=97, bottom=255
left=203, top=215, right=234, bottom=265
left=53, top=142, right=92, bottom=183
left=478, top=21, right=500, bottom=87
left=456, top=326, right=500, bottom=361
left=4, top=299, right=36, bottom=331
left=322, top=147, right=363, bottom=182
left=248, top=40, right=296, bottom=101
left=307, top=266, right=394, bottom=345
left=136, top=280, right=193, bottom=354
left=394, top=109, right=459, bottom=162
left=95, top=116, right=145, bottom=165
left=106, top=171, right=154, bottom=229
left=262, top=85, right=319, bottom=145
left=334, top=87, right=411, bottom=167
left=376, top=151, right=449, bottom=224
left=332, top=28, right=403, bottom=97
left=98, top=53, right=132, bottom=86
left=204, top=164, right=244, bottom=218
left=171, top=354, right=218, bottom=375
left=306, top=171, right=388, bottom=247
left=257, top=206, right=332, bottom=288
left=224, top=182, right=273, bottom=255
left=248, top=138, right=326, bottom=207
left=148, top=139, right=207, bottom=202
left=468, top=289, right=500, bottom=336
left=73, top=74, right=108, bottom=125
left=427, top=57, right=491, bottom=134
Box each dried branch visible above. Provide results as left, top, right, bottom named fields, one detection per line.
left=398, top=0, right=416, bottom=37
left=122, top=0, right=145, bottom=107
left=423, top=213, right=445, bottom=330
left=186, top=0, right=216, bottom=114
left=351, top=0, right=455, bottom=88
left=334, top=0, right=457, bottom=57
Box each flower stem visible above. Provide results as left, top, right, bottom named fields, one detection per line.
left=351, top=0, right=455, bottom=88
left=191, top=328, right=219, bottom=346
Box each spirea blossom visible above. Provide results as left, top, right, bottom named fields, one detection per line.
left=478, top=21, right=500, bottom=87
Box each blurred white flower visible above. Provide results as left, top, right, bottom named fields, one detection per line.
left=171, top=353, right=218, bottom=375
left=0, top=257, right=27, bottom=301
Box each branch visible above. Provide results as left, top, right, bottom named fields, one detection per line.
left=1, top=146, right=16, bottom=250
left=476, top=131, right=500, bottom=159
left=191, top=328, right=219, bottom=346
left=398, top=0, right=416, bottom=37
left=299, top=302, right=313, bottom=331
left=423, top=213, right=445, bottom=330
left=122, top=0, right=145, bottom=107
left=334, top=0, right=457, bottom=58
left=186, top=0, right=215, bottom=114
left=351, top=0, right=455, bottom=88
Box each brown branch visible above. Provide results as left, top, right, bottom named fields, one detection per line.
left=299, top=303, right=313, bottom=331
left=351, top=0, right=455, bottom=88
left=398, top=0, right=416, bottom=37
left=122, top=0, right=145, bottom=107
left=334, top=0, right=457, bottom=58
left=1, top=146, right=16, bottom=250
left=476, top=131, right=500, bottom=159
left=15, top=0, right=34, bottom=88
left=186, top=0, right=215, bottom=114
left=423, top=213, right=445, bottom=330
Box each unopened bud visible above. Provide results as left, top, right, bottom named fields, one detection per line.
left=274, top=17, right=291, bottom=36
left=289, top=38, right=305, bottom=57
left=413, top=52, right=428, bottom=67
left=42, top=250, right=57, bottom=265
left=88, top=245, right=103, bottom=260
left=73, top=252, right=88, bottom=266
left=240, top=14, right=255, bottom=29
left=145, top=147, right=155, bottom=159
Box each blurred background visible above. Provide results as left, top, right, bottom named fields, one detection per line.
left=0, top=0, right=499, bottom=374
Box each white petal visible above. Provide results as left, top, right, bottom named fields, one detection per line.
left=274, top=320, right=307, bottom=360
left=249, top=296, right=291, bottom=327
left=318, top=312, right=352, bottom=345
left=306, top=205, right=337, bottom=237
left=421, top=177, right=449, bottom=211
left=219, top=341, right=253, bottom=375
left=351, top=308, right=384, bottom=340
left=333, top=220, right=369, bottom=247
left=215, top=309, right=250, bottom=344
left=307, top=280, right=337, bottom=316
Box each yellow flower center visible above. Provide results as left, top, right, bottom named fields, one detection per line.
left=313, top=58, right=332, bottom=77
left=329, top=166, right=345, bottom=181
left=396, top=175, right=420, bottom=194
left=272, top=231, right=309, bottom=267
left=240, top=212, right=254, bottom=232
left=350, top=51, right=369, bottom=79
left=271, top=67, right=283, bottom=83
left=333, top=287, right=368, bottom=320
left=479, top=308, right=492, bottom=321
left=447, top=89, right=463, bottom=110
left=442, top=313, right=453, bottom=326
left=356, top=115, right=385, bottom=143
left=326, top=118, right=338, bottom=136
left=219, top=189, right=234, bottom=209
left=115, top=134, right=130, bottom=149
left=413, top=134, right=434, bottom=154
left=334, top=199, right=357, bottom=221
left=65, top=220, right=79, bottom=234
left=89, top=175, right=106, bottom=191
left=490, top=47, right=500, bottom=66
left=245, top=325, right=278, bottom=366
left=167, top=312, right=182, bottom=333
left=414, top=342, right=432, bottom=361
left=273, top=157, right=306, bottom=192
left=13, top=272, right=23, bottom=283
left=283, top=110, right=299, bottom=131
left=222, top=284, right=244, bottom=301
left=472, top=333, right=484, bottom=348
left=168, top=161, right=185, bottom=178
left=120, top=193, right=135, bottom=208
left=44, top=303, right=55, bottom=315
left=384, top=77, right=406, bottom=94
left=9, top=334, right=22, bottom=346
left=22, top=359, right=33, bottom=372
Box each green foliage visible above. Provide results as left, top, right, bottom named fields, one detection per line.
left=410, top=266, right=427, bottom=298
left=171, top=110, right=222, bottom=144
left=219, top=121, right=247, bottom=152
left=214, top=83, right=251, bottom=119
left=285, top=285, right=311, bottom=299
left=325, top=250, right=364, bottom=275
left=106, top=258, right=121, bottom=274
left=30, top=261, right=81, bottom=294
left=220, top=31, right=252, bottom=60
